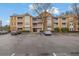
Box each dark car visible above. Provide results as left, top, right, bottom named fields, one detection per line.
left=11, top=31, right=21, bottom=35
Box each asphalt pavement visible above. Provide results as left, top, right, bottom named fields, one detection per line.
left=0, top=33, right=79, bottom=56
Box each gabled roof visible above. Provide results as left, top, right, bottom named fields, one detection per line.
left=10, top=13, right=32, bottom=17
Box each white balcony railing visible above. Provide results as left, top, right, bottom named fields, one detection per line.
left=25, top=25, right=30, bottom=27
left=17, top=24, right=22, bottom=28
left=54, top=25, right=58, bottom=28
left=62, top=25, right=67, bottom=28
left=54, top=20, right=58, bottom=23
left=33, top=20, right=42, bottom=23
left=33, top=25, right=42, bottom=28
left=17, top=19, right=23, bottom=22
left=62, top=20, right=66, bottom=23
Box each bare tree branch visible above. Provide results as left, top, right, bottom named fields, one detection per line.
left=30, top=3, right=53, bottom=31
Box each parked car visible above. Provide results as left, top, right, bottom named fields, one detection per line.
left=43, top=30, right=52, bottom=36
left=11, top=31, right=21, bottom=35
left=0, top=30, right=8, bottom=35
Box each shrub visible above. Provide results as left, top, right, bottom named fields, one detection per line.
left=54, top=27, right=60, bottom=32
left=22, top=30, right=30, bottom=33
left=61, top=27, right=68, bottom=32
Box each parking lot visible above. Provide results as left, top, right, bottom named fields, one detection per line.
left=0, top=33, right=79, bottom=56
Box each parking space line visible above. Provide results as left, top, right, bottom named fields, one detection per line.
left=11, top=53, right=15, bottom=56
left=53, top=53, right=56, bottom=56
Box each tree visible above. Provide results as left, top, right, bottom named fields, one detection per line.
left=30, top=3, right=52, bottom=15
left=72, top=4, right=79, bottom=15
left=72, top=4, right=79, bottom=21
left=29, top=3, right=53, bottom=31
left=60, top=11, right=73, bottom=17
left=2, top=25, right=10, bottom=32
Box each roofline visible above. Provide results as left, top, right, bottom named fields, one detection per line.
left=10, top=13, right=33, bottom=17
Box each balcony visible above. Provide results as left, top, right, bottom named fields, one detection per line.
left=33, top=25, right=42, bottom=28
left=17, top=21, right=22, bottom=23
left=17, top=22, right=23, bottom=24
left=62, top=20, right=66, bottom=23
left=62, top=25, right=67, bottom=28
left=25, top=25, right=30, bottom=28
left=33, top=20, right=42, bottom=23
left=17, top=25, right=22, bottom=28
left=62, top=23, right=66, bottom=25
left=18, top=28, right=22, bottom=31
left=53, top=20, right=58, bottom=23
left=54, top=24, right=58, bottom=28
left=17, top=18, right=23, bottom=22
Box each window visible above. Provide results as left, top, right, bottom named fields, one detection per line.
left=17, top=17, right=23, bottom=19
left=33, top=23, right=37, bottom=25
left=18, top=28, right=22, bottom=31
left=18, top=22, right=23, bottom=24
left=38, top=18, right=41, bottom=19
left=70, top=24, right=73, bottom=26
left=54, top=23, right=58, bottom=28
left=70, top=22, right=73, bottom=26
left=54, top=18, right=58, bottom=20
left=62, top=23, right=66, bottom=25
left=55, top=23, right=58, bottom=25
left=47, top=26, right=51, bottom=28
left=47, top=23, right=51, bottom=26
left=70, top=28, right=74, bottom=31
left=53, top=18, right=58, bottom=23
left=62, top=18, right=66, bottom=20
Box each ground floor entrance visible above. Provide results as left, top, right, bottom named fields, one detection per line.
left=33, top=28, right=42, bottom=32
left=33, top=28, right=37, bottom=32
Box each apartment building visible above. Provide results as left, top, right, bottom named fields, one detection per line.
left=66, top=14, right=78, bottom=31
left=10, top=13, right=33, bottom=32
left=10, top=12, right=79, bottom=32
left=33, top=16, right=42, bottom=32
left=0, top=20, right=2, bottom=31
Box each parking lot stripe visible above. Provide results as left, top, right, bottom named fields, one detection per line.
left=11, top=53, right=15, bottom=56
left=53, top=53, right=56, bottom=56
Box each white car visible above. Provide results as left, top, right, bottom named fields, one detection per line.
left=0, top=30, right=8, bottom=35
left=43, top=30, right=52, bottom=36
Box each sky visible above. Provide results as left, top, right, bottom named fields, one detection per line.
left=0, top=3, right=72, bottom=26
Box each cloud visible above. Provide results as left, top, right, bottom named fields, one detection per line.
left=47, top=7, right=60, bottom=15
left=29, top=4, right=60, bottom=15
left=29, top=4, right=36, bottom=10
left=29, top=4, right=33, bottom=10
left=52, top=7, right=60, bottom=14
